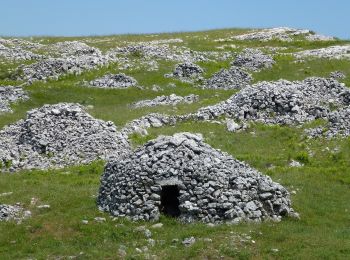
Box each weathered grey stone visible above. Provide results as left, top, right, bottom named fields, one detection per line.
left=98, top=133, right=296, bottom=223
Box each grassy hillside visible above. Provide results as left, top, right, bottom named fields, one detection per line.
left=0, top=28, right=349, bottom=259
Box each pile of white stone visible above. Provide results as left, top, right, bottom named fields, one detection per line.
left=51, top=41, right=101, bottom=57
left=201, top=66, right=252, bottom=90
left=233, top=27, right=334, bottom=42
left=165, top=62, right=204, bottom=82
left=0, top=86, right=28, bottom=114
left=306, top=108, right=350, bottom=138
left=196, top=77, right=350, bottom=125
left=132, top=94, right=199, bottom=109
left=232, top=48, right=275, bottom=72
left=0, top=103, right=130, bottom=172
left=294, top=45, right=350, bottom=60
left=108, top=43, right=233, bottom=63
left=88, top=73, right=138, bottom=89
left=0, top=43, right=42, bottom=61
left=20, top=54, right=110, bottom=82
left=0, top=204, right=31, bottom=223
left=98, top=132, right=297, bottom=223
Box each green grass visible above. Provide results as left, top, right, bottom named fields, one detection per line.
left=1, top=28, right=350, bottom=259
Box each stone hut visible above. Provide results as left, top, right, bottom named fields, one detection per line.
left=98, top=132, right=296, bottom=223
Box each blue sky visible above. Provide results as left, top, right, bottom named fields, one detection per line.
left=1, top=0, right=349, bottom=39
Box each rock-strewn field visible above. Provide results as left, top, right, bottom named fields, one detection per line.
left=0, top=27, right=349, bottom=226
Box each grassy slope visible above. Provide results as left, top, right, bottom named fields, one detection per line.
left=0, top=29, right=350, bottom=259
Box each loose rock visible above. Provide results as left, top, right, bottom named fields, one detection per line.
left=202, top=66, right=252, bottom=90
left=88, top=73, right=138, bottom=89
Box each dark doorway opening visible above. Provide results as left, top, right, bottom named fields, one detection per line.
left=160, top=185, right=181, bottom=217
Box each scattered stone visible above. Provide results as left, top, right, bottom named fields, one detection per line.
left=131, top=94, right=199, bottom=108
left=226, top=119, right=241, bottom=132
left=151, top=223, right=163, bottom=229
left=98, top=132, right=296, bottom=223
left=271, top=248, right=279, bottom=253
left=94, top=217, right=106, bottom=223
left=0, top=204, right=31, bottom=223
left=0, top=192, right=13, bottom=197
left=37, top=204, right=50, bottom=209
left=294, top=45, right=350, bottom=60
left=201, top=66, right=252, bottom=90
left=182, top=237, right=196, bottom=247
left=232, top=48, right=275, bottom=72
left=330, top=71, right=346, bottom=79
left=196, top=77, right=350, bottom=125
left=82, top=220, right=89, bottom=224
left=88, top=73, right=138, bottom=89
left=0, top=86, right=29, bottom=114
left=289, top=160, right=304, bottom=167
left=165, top=62, right=204, bottom=82
left=134, top=226, right=152, bottom=238
left=0, top=103, right=130, bottom=172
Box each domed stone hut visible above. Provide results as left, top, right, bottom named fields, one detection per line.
left=98, top=133, right=296, bottom=223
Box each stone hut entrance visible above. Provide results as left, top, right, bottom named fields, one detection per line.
left=160, top=185, right=180, bottom=217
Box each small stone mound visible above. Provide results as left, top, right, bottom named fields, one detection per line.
left=306, top=108, right=350, bottom=138
left=197, top=77, right=350, bottom=125
left=0, top=103, right=130, bottom=172
left=0, top=204, right=31, bottom=223
left=98, top=132, right=296, bottom=223
left=165, top=62, right=204, bottom=82
left=0, top=43, right=42, bottom=61
left=131, top=94, right=199, bottom=109
left=232, top=48, right=275, bottom=72
left=0, top=86, right=29, bottom=114
left=202, top=66, right=252, bottom=90
left=89, top=73, right=138, bottom=89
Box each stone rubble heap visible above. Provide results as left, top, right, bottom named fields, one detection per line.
left=20, top=55, right=110, bottom=82
left=0, top=43, right=42, bottom=61
left=0, top=204, right=31, bottom=223
left=51, top=41, right=101, bottom=57
left=0, top=86, right=29, bottom=114
left=89, top=73, right=138, bottom=89
left=0, top=38, right=44, bottom=50
left=202, top=66, right=252, bottom=90
left=98, top=132, right=297, bottom=223
left=165, top=62, right=204, bottom=82
left=233, top=27, right=334, bottom=42
left=132, top=94, right=199, bottom=109
left=294, top=45, right=350, bottom=59
left=196, top=77, right=350, bottom=125
left=0, top=103, right=130, bottom=172
left=108, top=43, right=234, bottom=63
left=232, top=48, right=275, bottom=72
left=306, top=108, right=350, bottom=138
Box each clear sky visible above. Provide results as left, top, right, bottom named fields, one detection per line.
left=1, top=0, right=349, bottom=39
